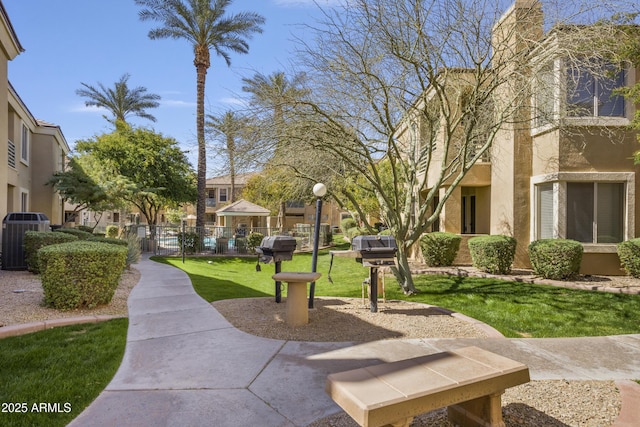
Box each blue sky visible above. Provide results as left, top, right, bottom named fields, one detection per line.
left=4, top=0, right=336, bottom=172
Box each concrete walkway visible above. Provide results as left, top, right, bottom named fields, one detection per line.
left=68, top=256, right=640, bottom=426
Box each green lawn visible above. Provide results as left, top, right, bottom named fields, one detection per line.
left=0, top=319, right=127, bottom=427
left=155, top=241, right=640, bottom=339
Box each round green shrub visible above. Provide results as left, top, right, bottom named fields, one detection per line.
left=420, top=232, right=462, bottom=267
left=347, top=227, right=368, bottom=240
left=24, top=231, right=78, bottom=273
left=247, top=232, right=265, bottom=253
left=468, top=235, right=517, bottom=274
left=617, top=238, right=640, bottom=278
left=39, top=241, right=127, bottom=310
left=528, top=239, right=583, bottom=280
left=54, top=228, right=94, bottom=240
left=340, top=217, right=357, bottom=235
left=77, top=225, right=95, bottom=234
left=105, top=225, right=119, bottom=238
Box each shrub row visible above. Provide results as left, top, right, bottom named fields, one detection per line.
left=419, top=233, right=584, bottom=279
left=39, top=241, right=127, bottom=310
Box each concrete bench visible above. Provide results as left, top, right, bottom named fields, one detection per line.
left=325, top=346, right=530, bottom=427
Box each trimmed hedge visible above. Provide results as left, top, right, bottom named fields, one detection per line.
left=39, top=241, right=127, bottom=310
left=23, top=231, right=78, bottom=274
left=468, top=235, right=517, bottom=274
left=529, top=239, right=583, bottom=280
left=87, top=236, right=129, bottom=247
left=340, top=217, right=357, bottom=235
left=54, top=228, right=94, bottom=240
left=618, top=238, right=640, bottom=278
left=105, top=225, right=119, bottom=238
left=420, top=232, right=461, bottom=267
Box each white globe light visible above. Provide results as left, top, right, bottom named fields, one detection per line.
left=313, top=183, right=327, bottom=197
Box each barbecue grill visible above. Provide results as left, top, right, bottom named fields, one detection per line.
left=256, top=236, right=298, bottom=302
left=351, top=235, right=397, bottom=266
left=349, top=235, right=397, bottom=313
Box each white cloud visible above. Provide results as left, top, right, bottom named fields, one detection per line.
left=219, top=97, right=248, bottom=107
left=69, top=104, right=108, bottom=114
left=160, top=99, right=197, bottom=108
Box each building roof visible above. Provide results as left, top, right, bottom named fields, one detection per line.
left=206, top=172, right=256, bottom=186
left=215, top=199, right=271, bottom=217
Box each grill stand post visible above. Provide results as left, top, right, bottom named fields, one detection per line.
left=369, top=266, right=378, bottom=313
left=275, top=261, right=282, bottom=303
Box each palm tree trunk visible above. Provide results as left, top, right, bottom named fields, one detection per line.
left=195, top=63, right=207, bottom=228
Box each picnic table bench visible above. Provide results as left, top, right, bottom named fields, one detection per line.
left=325, top=346, right=530, bottom=427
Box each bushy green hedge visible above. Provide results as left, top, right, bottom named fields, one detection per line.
left=23, top=231, right=78, bottom=274
left=347, top=227, right=368, bottom=240
left=529, top=239, right=583, bottom=280
left=77, top=225, right=95, bottom=234
left=54, top=228, right=94, bottom=240
left=87, top=236, right=129, bottom=247
left=39, top=241, right=127, bottom=310
left=247, top=232, right=264, bottom=253
left=178, top=231, right=203, bottom=254
left=105, top=225, right=119, bottom=238
left=617, top=238, right=640, bottom=278
left=468, top=235, right=517, bottom=274
left=420, top=232, right=462, bottom=267
left=340, top=217, right=357, bottom=235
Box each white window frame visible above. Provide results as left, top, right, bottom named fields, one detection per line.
left=531, top=172, right=634, bottom=252
left=219, top=188, right=228, bottom=202
left=20, top=190, right=28, bottom=212
left=20, top=123, right=29, bottom=164
left=531, top=58, right=633, bottom=136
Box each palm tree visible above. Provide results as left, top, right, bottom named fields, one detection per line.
left=136, top=0, right=265, bottom=228
left=76, top=73, right=161, bottom=124
left=206, top=110, right=244, bottom=203
left=241, top=71, right=308, bottom=228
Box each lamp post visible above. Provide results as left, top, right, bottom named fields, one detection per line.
left=309, top=182, right=326, bottom=309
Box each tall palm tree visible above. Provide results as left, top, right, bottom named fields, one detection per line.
left=76, top=73, right=161, bottom=124
left=241, top=71, right=308, bottom=228
left=136, top=0, right=265, bottom=228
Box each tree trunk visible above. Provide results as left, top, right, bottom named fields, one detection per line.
left=195, top=63, right=208, bottom=228
left=392, top=242, right=417, bottom=294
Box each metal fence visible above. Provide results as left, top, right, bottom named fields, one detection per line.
left=127, top=224, right=331, bottom=256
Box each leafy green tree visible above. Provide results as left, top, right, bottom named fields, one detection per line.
left=136, top=0, right=265, bottom=228
left=48, top=157, right=121, bottom=226
left=75, top=124, right=197, bottom=232
left=76, top=73, right=161, bottom=124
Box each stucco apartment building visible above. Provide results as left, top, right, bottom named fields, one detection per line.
left=0, top=3, right=69, bottom=234
left=399, top=0, right=640, bottom=275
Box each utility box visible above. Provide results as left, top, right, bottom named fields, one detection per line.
left=1, top=212, right=50, bottom=270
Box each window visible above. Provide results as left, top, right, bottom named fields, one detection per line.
left=219, top=188, right=227, bottom=202
left=534, top=62, right=556, bottom=127
left=20, top=191, right=28, bottom=212
left=566, top=182, right=624, bottom=243
left=20, top=123, right=29, bottom=163
left=566, top=62, right=626, bottom=118
left=537, top=183, right=555, bottom=239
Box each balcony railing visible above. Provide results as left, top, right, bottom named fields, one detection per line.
left=8, top=139, right=15, bottom=168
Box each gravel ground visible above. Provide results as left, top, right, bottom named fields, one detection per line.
left=0, top=268, right=139, bottom=327
left=1, top=266, right=630, bottom=426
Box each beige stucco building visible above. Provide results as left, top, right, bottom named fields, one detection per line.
left=0, top=3, right=69, bottom=234
left=399, top=0, right=640, bottom=275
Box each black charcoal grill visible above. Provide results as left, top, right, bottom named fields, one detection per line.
left=256, top=236, right=297, bottom=302
left=351, top=235, right=397, bottom=313
left=351, top=235, right=397, bottom=266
